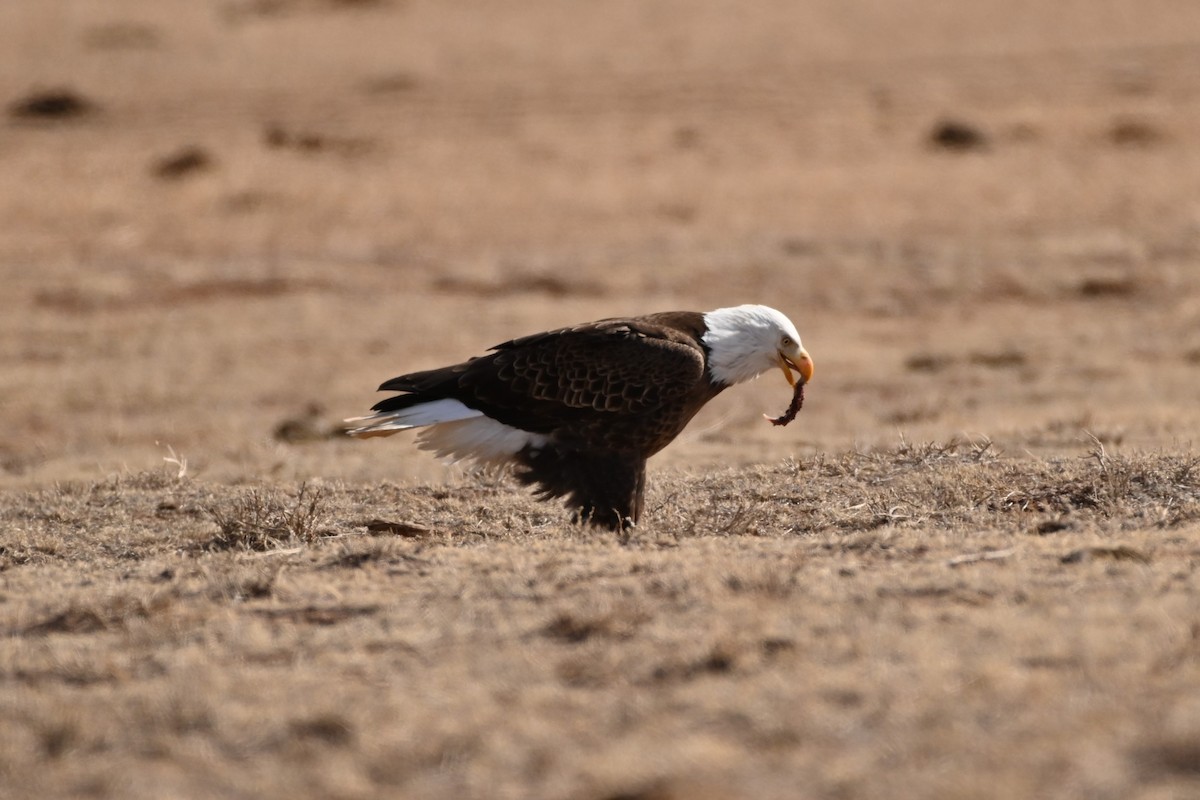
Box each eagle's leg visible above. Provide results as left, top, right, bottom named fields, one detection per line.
left=515, top=446, right=647, bottom=531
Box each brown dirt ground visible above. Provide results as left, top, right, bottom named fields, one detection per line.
left=3, top=1, right=1200, bottom=798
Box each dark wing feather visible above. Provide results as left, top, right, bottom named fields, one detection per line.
left=373, top=314, right=715, bottom=453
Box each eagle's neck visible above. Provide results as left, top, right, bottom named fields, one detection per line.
left=700, top=306, right=774, bottom=386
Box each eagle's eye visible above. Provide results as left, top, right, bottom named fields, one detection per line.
left=780, top=335, right=794, bottom=348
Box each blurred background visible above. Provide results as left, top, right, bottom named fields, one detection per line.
left=2, top=0, right=1199, bottom=488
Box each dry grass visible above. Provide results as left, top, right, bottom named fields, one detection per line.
left=3, top=446, right=1200, bottom=799
left=4, top=0, right=1200, bottom=797
left=204, top=482, right=331, bottom=551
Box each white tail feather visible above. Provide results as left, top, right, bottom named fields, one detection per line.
left=345, top=398, right=483, bottom=438
left=417, top=417, right=548, bottom=467
left=346, top=400, right=547, bottom=466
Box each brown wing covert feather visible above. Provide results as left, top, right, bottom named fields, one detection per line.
left=458, top=320, right=706, bottom=426
left=372, top=313, right=718, bottom=455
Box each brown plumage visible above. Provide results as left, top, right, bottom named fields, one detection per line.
left=347, top=305, right=813, bottom=530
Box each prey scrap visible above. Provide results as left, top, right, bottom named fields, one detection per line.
left=766, top=382, right=805, bottom=427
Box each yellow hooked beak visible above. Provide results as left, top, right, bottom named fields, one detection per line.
left=778, top=349, right=814, bottom=388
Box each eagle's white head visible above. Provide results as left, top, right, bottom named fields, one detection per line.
left=701, top=304, right=814, bottom=387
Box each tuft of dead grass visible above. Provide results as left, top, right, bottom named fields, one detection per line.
left=204, top=482, right=332, bottom=551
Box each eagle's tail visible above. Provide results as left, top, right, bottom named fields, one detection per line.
left=344, top=398, right=482, bottom=439
left=515, top=445, right=646, bottom=530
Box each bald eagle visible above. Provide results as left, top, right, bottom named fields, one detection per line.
left=347, top=304, right=813, bottom=529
